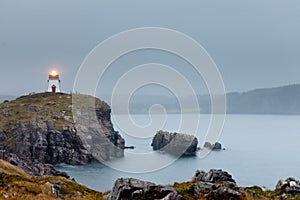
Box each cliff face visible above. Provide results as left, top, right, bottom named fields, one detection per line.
left=0, top=92, right=124, bottom=175
left=0, top=120, right=94, bottom=165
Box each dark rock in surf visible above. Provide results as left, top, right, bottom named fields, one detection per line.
left=151, top=130, right=198, bottom=156
left=124, top=146, right=135, bottom=149
left=204, top=141, right=223, bottom=150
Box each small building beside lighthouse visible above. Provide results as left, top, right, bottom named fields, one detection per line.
left=47, top=70, right=61, bottom=93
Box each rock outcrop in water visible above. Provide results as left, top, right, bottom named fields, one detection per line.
left=203, top=141, right=223, bottom=150
left=151, top=130, right=198, bottom=156
left=0, top=92, right=124, bottom=176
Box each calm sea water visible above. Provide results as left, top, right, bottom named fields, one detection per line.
left=55, top=114, right=300, bottom=192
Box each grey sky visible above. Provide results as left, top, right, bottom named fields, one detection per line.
left=0, top=0, right=300, bottom=97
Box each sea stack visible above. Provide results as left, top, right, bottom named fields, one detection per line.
left=151, top=130, right=198, bottom=156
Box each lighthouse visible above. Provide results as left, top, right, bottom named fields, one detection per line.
left=47, top=70, right=61, bottom=93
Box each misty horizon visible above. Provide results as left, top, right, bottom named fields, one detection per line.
left=1, top=0, right=300, bottom=97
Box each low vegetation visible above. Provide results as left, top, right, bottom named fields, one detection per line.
left=173, top=182, right=300, bottom=200
left=1, top=153, right=300, bottom=199
left=0, top=92, right=109, bottom=131
left=0, top=159, right=104, bottom=200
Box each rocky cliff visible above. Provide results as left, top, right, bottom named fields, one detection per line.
left=0, top=92, right=124, bottom=176
left=151, top=130, right=198, bottom=156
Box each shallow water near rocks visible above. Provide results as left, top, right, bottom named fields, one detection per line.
left=55, top=114, right=300, bottom=192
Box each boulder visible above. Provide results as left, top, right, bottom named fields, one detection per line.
left=190, top=182, right=243, bottom=200
left=151, top=130, right=198, bottom=156
left=110, top=178, right=182, bottom=200
left=189, top=169, right=243, bottom=199
left=190, top=182, right=218, bottom=194
left=192, top=169, right=237, bottom=188
left=206, top=186, right=243, bottom=200
left=47, top=119, right=55, bottom=130
left=276, top=177, right=300, bottom=194
left=28, top=104, right=40, bottom=112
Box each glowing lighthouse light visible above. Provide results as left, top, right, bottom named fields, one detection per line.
left=47, top=70, right=61, bottom=93
left=50, top=70, right=58, bottom=77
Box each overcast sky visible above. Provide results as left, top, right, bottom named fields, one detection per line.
left=0, top=0, right=300, bottom=97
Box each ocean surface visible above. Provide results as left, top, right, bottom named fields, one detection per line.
left=55, top=114, right=300, bottom=192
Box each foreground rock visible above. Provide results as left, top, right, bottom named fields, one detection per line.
left=110, top=169, right=300, bottom=200
left=151, top=130, right=198, bottom=156
left=276, top=177, right=300, bottom=194
left=192, top=169, right=237, bottom=188
left=0, top=92, right=125, bottom=176
left=186, top=169, right=244, bottom=199
left=110, top=178, right=183, bottom=200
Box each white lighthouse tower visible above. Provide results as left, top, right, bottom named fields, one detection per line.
left=47, top=70, right=61, bottom=93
